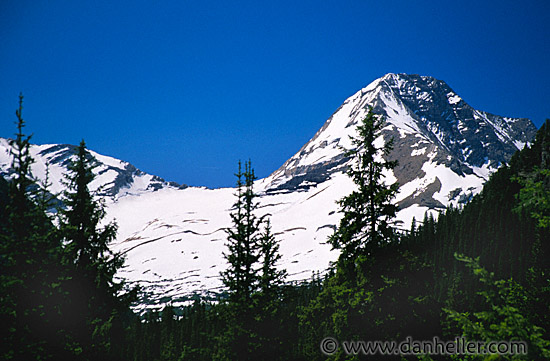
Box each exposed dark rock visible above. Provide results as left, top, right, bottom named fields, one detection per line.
left=397, top=177, right=445, bottom=210
left=265, top=155, right=349, bottom=193
left=378, top=74, right=536, bottom=168
left=264, top=73, right=537, bottom=211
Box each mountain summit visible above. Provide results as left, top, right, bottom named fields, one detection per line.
left=0, top=74, right=537, bottom=310
left=265, top=73, right=535, bottom=210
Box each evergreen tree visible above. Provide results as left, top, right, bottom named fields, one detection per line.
left=36, top=162, right=58, bottom=213
left=300, top=108, right=405, bottom=359
left=444, top=254, right=550, bottom=360
left=255, top=219, right=287, bottom=360
left=221, top=160, right=262, bottom=305
left=1, top=94, right=34, bottom=358
left=514, top=120, right=550, bottom=230
left=8, top=94, right=35, bottom=212
left=258, top=218, right=286, bottom=300
left=217, top=160, right=289, bottom=360
left=218, top=160, right=263, bottom=360
left=329, top=107, right=399, bottom=266
left=0, top=94, right=65, bottom=360
left=58, top=140, right=132, bottom=359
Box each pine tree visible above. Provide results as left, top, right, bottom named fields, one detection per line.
left=444, top=254, right=550, bottom=360
left=36, top=161, right=57, bottom=213
left=329, top=107, right=399, bottom=266
left=258, top=218, right=286, bottom=300
left=300, top=108, right=403, bottom=358
left=255, top=219, right=287, bottom=360
left=217, top=160, right=264, bottom=360
left=58, top=140, right=131, bottom=359
left=1, top=93, right=38, bottom=359
left=221, top=160, right=262, bottom=305
left=0, top=94, right=65, bottom=359
left=8, top=94, right=35, bottom=214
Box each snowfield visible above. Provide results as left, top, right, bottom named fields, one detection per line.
left=0, top=73, right=537, bottom=312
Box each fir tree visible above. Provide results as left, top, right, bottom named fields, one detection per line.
left=218, top=160, right=263, bottom=360
left=329, top=107, right=399, bottom=266
left=1, top=93, right=38, bottom=359
left=36, top=161, right=58, bottom=213
left=221, top=160, right=262, bottom=305
left=8, top=94, right=35, bottom=212
left=258, top=218, right=286, bottom=300
left=58, top=140, right=131, bottom=359
left=255, top=219, right=287, bottom=360
left=444, top=254, right=550, bottom=360
left=0, top=94, right=65, bottom=360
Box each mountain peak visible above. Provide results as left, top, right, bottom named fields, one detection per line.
left=377, top=73, right=452, bottom=96
left=265, top=73, right=537, bottom=195
left=379, top=72, right=439, bottom=83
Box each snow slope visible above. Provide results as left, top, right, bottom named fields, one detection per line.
left=0, top=73, right=537, bottom=312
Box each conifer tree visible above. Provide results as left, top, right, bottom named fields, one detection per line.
left=514, top=120, right=550, bottom=229
left=445, top=254, right=550, bottom=360
left=300, top=109, right=402, bottom=358
left=1, top=93, right=38, bottom=359
left=329, top=107, right=399, bottom=265
left=255, top=218, right=287, bottom=360
left=221, top=160, right=262, bottom=305
left=58, top=140, right=130, bottom=359
left=37, top=161, right=57, bottom=213
left=8, top=94, right=35, bottom=212
left=258, top=219, right=286, bottom=301
left=0, top=94, right=65, bottom=359
left=219, top=160, right=290, bottom=359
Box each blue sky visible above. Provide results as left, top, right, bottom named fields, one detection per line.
left=1, top=1, right=549, bottom=188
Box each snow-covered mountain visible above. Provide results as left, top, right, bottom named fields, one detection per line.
left=0, top=139, right=187, bottom=198
left=0, top=73, right=537, bottom=312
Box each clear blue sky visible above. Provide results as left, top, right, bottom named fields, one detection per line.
left=1, top=1, right=549, bottom=188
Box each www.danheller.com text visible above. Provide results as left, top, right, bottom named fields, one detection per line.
left=320, top=336, right=528, bottom=356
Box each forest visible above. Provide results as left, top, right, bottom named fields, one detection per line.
left=1, top=97, right=549, bottom=360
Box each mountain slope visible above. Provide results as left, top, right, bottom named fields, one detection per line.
left=265, top=74, right=533, bottom=202
left=0, top=73, right=537, bottom=311
left=0, top=139, right=186, bottom=198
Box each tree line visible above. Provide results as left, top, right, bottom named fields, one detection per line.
left=1, top=96, right=549, bottom=360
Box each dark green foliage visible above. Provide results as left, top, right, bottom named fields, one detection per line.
left=0, top=95, right=66, bottom=360
left=444, top=254, right=550, bottom=360
left=329, top=107, right=399, bottom=266
left=0, top=96, right=135, bottom=360
left=58, top=140, right=135, bottom=359
left=254, top=219, right=288, bottom=359
left=217, top=160, right=288, bottom=360
left=408, top=122, right=550, bottom=359
left=258, top=218, right=286, bottom=302
left=221, top=160, right=262, bottom=306
left=513, top=120, right=550, bottom=229
left=118, top=278, right=323, bottom=361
